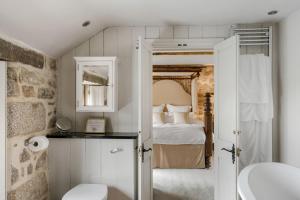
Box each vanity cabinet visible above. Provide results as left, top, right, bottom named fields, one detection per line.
left=75, top=57, right=117, bottom=112
left=48, top=134, right=137, bottom=200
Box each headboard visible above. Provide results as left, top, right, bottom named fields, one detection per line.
left=152, top=80, right=192, bottom=106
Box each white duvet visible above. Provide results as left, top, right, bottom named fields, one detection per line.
left=153, top=123, right=206, bottom=145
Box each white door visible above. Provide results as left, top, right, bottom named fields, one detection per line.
left=137, top=36, right=153, bottom=200
left=214, top=36, right=240, bottom=200
left=0, top=61, right=6, bottom=200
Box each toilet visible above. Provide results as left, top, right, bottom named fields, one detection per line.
left=62, top=184, right=108, bottom=200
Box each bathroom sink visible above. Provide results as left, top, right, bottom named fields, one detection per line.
left=238, top=162, right=300, bottom=200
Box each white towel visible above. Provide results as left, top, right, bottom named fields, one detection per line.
left=239, top=54, right=273, bottom=170
left=239, top=54, right=273, bottom=122
left=239, top=54, right=269, bottom=104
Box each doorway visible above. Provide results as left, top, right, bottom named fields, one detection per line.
left=150, top=52, right=215, bottom=200
left=136, top=37, right=238, bottom=200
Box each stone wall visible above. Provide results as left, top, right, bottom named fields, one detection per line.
left=196, top=66, right=214, bottom=120
left=1, top=38, right=57, bottom=200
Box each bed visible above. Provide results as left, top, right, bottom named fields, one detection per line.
left=152, top=79, right=213, bottom=169
left=153, top=122, right=206, bottom=168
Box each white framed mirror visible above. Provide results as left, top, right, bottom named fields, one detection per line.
left=75, top=57, right=117, bottom=112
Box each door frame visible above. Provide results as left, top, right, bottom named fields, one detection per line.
left=0, top=61, right=7, bottom=200
left=141, top=38, right=224, bottom=197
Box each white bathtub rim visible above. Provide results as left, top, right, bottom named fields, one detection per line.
left=238, top=162, right=300, bottom=200
left=238, top=163, right=258, bottom=200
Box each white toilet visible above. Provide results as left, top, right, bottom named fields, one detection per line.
left=62, top=184, right=108, bottom=200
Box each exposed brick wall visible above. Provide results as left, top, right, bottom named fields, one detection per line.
left=1, top=38, right=57, bottom=200
left=196, top=66, right=214, bottom=120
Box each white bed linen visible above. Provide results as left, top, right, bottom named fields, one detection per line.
left=153, top=123, right=206, bottom=145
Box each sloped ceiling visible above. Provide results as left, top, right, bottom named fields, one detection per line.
left=1, top=0, right=300, bottom=58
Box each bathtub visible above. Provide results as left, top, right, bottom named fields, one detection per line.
left=238, top=162, right=300, bottom=200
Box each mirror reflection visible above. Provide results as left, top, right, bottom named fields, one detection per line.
left=82, top=65, right=109, bottom=106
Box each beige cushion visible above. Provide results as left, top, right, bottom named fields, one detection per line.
left=153, top=112, right=164, bottom=124
left=173, top=112, right=189, bottom=124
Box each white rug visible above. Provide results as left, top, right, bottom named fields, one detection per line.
left=153, top=168, right=214, bottom=200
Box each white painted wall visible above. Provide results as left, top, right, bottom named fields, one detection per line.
left=57, top=25, right=231, bottom=132
left=279, top=9, right=300, bottom=168
left=0, top=62, right=6, bottom=200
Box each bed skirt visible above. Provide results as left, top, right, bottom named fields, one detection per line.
left=152, top=144, right=205, bottom=169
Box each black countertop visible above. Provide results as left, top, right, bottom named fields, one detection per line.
left=47, top=132, right=138, bottom=139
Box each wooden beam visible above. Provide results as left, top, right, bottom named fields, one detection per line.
left=153, top=64, right=209, bottom=72
left=153, top=51, right=214, bottom=56
left=153, top=76, right=191, bottom=80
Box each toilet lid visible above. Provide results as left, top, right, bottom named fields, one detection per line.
left=63, top=184, right=107, bottom=200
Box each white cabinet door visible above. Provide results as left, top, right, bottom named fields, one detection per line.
left=0, top=61, right=6, bottom=200
left=101, top=139, right=136, bottom=200
left=85, top=139, right=102, bottom=183
left=214, top=36, right=240, bottom=200
left=70, top=139, right=86, bottom=187
left=49, top=138, right=136, bottom=200
left=48, top=139, right=71, bottom=200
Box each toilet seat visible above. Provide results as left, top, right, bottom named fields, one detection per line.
left=62, top=184, right=108, bottom=200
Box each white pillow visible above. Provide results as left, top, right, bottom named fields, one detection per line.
left=167, top=104, right=191, bottom=113
left=153, top=104, right=165, bottom=112
left=165, top=112, right=203, bottom=124
left=153, top=112, right=164, bottom=124
left=173, top=112, right=189, bottom=124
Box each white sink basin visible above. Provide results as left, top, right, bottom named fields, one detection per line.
left=238, top=162, right=300, bottom=200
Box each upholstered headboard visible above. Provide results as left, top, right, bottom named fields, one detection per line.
left=152, top=80, right=192, bottom=106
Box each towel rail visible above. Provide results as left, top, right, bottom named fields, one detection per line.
left=231, top=26, right=272, bottom=58
left=232, top=27, right=271, bottom=49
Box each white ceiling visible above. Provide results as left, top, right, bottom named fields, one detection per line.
left=1, top=0, right=300, bottom=58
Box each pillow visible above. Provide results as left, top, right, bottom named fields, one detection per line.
left=167, top=104, right=191, bottom=113
left=174, top=112, right=189, bottom=124
left=153, top=104, right=165, bottom=112
left=153, top=112, right=164, bottom=124
left=164, top=112, right=174, bottom=123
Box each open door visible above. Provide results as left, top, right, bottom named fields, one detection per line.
left=214, top=36, right=240, bottom=200
left=137, top=36, right=153, bottom=200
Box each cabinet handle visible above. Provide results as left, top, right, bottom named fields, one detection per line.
left=110, top=148, right=123, bottom=154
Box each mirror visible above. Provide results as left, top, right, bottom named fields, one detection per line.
left=75, top=57, right=117, bottom=112
left=82, top=65, right=109, bottom=106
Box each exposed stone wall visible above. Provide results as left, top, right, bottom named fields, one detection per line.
left=196, top=66, right=214, bottom=120
left=1, top=38, right=57, bottom=200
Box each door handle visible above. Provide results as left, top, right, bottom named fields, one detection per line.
left=221, top=144, right=236, bottom=164
left=142, top=147, right=152, bottom=153
left=139, top=144, right=152, bottom=163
